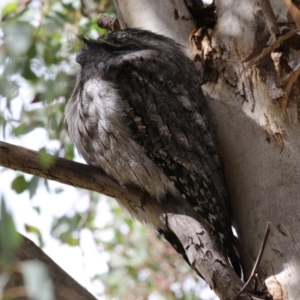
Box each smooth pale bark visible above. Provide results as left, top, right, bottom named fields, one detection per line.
left=112, top=0, right=300, bottom=299
left=206, top=2, right=300, bottom=299
left=113, top=0, right=195, bottom=52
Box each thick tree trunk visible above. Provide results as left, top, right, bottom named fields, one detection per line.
left=113, top=0, right=300, bottom=299
left=204, top=3, right=300, bottom=299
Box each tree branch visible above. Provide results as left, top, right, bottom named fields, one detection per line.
left=2, top=235, right=97, bottom=300
left=0, top=140, right=126, bottom=199
left=0, top=141, right=262, bottom=299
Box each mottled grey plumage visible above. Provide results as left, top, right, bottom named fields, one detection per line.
left=65, top=29, right=240, bottom=275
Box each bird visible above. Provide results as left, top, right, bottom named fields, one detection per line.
left=65, top=28, right=240, bottom=278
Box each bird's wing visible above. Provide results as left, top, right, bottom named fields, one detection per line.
left=102, top=50, right=231, bottom=242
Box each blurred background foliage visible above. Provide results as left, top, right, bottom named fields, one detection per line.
left=0, top=0, right=213, bottom=299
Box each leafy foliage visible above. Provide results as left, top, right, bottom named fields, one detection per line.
left=0, top=198, right=21, bottom=266
left=0, top=0, right=212, bottom=299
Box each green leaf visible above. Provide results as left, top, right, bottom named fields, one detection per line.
left=20, top=260, right=54, bottom=300
left=32, top=206, right=41, bottom=214
left=28, top=176, right=39, bottom=199
left=11, top=174, right=28, bottom=194
left=0, top=197, right=20, bottom=266
left=25, top=224, right=44, bottom=247
left=38, top=148, right=57, bottom=168
left=64, top=142, right=75, bottom=160
left=2, top=2, right=18, bottom=17
left=13, top=123, right=41, bottom=137
left=51, top=214, right=81, bottom=245
left=54, top=187, right=64, bottom=194
left=21, top=60, right=38, bottom=80
left=58, top=233, right=79, bottom=246
left=4, top=22, right=34, bottom=56
left=27, top=43, right=37, bottom=60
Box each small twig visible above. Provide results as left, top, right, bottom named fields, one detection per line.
left=259, top=0, right=279, bottom=40
left=238, top=222, right=271, bottom=297
left=80, top=0, right=89, bottom=18
left=283, top=0, right=300, bottom=28
left=97, top=15, right=120, bottom=31
left=245, top=28, right=300, bottom=66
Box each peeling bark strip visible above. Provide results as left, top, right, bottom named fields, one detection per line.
left=97, top=15, right=120, bottom=31
left=190, top=14, right=300, bottom=110
left=0, top=141, right=265, bottom=299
